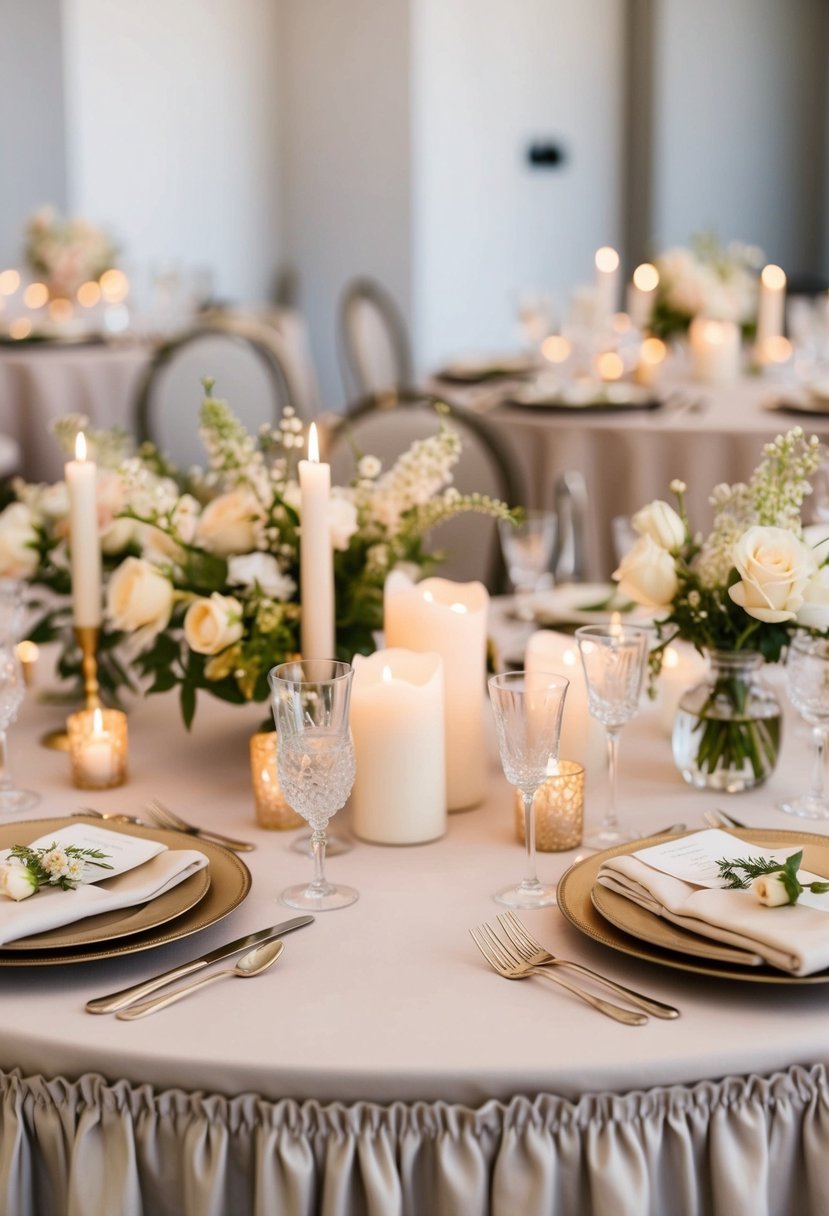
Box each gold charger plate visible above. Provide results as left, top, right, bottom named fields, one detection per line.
left=557, top=828, right=829, bottom=985
left=0, top=816, right=251, bottom=966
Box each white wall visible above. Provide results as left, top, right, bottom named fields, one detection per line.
left=278, top=0, right=413, bottom=409
left=62, top=0, right=282, bottom=303
left=411, top=0, right=626, bottom=369
left=651, top=0, right=827, bottom=273
left=0, top=0, right=67, bottom=266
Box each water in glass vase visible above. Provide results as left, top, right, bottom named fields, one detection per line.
left=671, top=650, right=782, bottom=793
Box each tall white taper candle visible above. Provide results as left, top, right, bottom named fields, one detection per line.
left=65, top=432, right=102, bottom=627
left=299, top=422, right=335, bottom=659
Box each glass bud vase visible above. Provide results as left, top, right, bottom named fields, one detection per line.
left=671, top=650, right=782, bottom=793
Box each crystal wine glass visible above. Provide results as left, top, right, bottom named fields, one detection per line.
left=780, top=635, right=829, bottom=819
left=488, top=670, right=569, bottom=908
left=0, top=580, right=38, bottom=814
left=576, top=624, right=649, bottom=848
left=269, top=659, right=358, bottom=910
left=498, top=511, right=557, bottom=620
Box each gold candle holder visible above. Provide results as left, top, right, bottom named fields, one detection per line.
left=67, top=707, right=128, bottom=789
left=515, top=760, right=585, bottom=852
left=74, top=625, right=102, bottom=710
left=249, top=731, right=304, bottom=830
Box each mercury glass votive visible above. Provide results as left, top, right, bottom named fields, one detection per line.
left=67, top=707, right=128, bottom=790
left=514, top=760, right=585, bottom=851
left=249, top=731, right=304, bottom=830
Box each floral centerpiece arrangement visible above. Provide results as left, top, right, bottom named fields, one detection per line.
left=613, top=428, right=828, bottom=791
left=24, top=206, right=117, bottom=300
left=650, top=235, right=762, bottom=341
left=7, top=382, right=510, bottom=726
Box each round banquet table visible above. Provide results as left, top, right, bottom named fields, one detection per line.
left=0, top=341, right=152, bottom=483
left=475, top=373, right=829, bottom=579
left=3, top=622, right=829, bottom=1215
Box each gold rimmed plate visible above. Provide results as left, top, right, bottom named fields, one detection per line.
left=0, top=816, right=251, bottom=966
left=557, top=828, right=829, bottom=985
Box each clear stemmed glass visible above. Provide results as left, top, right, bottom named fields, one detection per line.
left=488, top=670, right=569, bottom=908
left=780, top=635, right=829, bottom=819
left=576, top=624, right=649, bottom=848
left=498, top=511, right=557, bottom=619
left=268, top=659, right=358, bottom=911
left=0, top=581, right=38, bottom=814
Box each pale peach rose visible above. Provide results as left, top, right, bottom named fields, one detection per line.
left=184, top=593, right=244, bottom=655
left=106, top=557, right=173, bottom=640
left=613, top=535, right=678, bottom=608
left=728, top=527, right=816, bottom=624
left=0, top=504, right=39, bottom=579
left=195, top=490, right=261, bottom=556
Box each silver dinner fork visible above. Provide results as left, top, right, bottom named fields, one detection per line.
left=469, top=924, right=647, bottom=1026
left=496, top=912, right=679, bottom=1019
left=144, top=798, right=256, bottom=852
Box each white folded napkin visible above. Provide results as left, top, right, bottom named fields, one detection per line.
left=596, top=828, right=829, bottom=976
left=0, top=824, right=208, bottom=947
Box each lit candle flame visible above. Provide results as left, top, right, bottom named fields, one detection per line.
left=75, top=431, right=87, bottom=462
left=595, top=246, right=620, bottom=273
left=307, top=422, right=320, bottom=463
left=663, top=646, right=680, bottom=670
left=382, top=665, right=393, bottom=683
left=92, top=706, right=104, bottom=736
left=632, top=262, right=659, bottom=292
left=450, top=602, right=467, bottom=614
left=609, top=611, right=623, bottom=637
left=761, top=264, right=786, bottom=291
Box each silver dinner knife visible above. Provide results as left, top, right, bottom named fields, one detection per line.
left=85, top=915, right=314, bottom=1014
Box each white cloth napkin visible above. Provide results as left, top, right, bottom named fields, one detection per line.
left=597, top=833, right=829, bottom=976
left=0, top=824, right=208, bottom=946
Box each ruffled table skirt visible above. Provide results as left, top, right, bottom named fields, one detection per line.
left=2, top=1062, right=828, bottom=1215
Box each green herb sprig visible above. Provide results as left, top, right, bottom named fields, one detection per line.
left=716, top=850, right=829, bottom=906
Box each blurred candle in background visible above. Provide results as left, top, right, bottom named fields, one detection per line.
left=594, top=246, right=621, bottom=320
left=384, top=572, right=489, bottom=811
left=755, top=264, right=787, bottom=363
left=689, top=317, right=740, bottom=384
left=626, top=262, right=660, bottom=330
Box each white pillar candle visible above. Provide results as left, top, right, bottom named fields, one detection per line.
left=688, top=317, right=740, bottom=384
left=626, top=263, right=659, bottom=330
left=755, top=264, right=787, bottom=362
left=298, top=422, right=335, bottom=659
left=65, top=431, right=102, bottom=627
left=594, top=246, right=621, bottom=321
left=645, top=642, right=708, bottom=737
left=525, top=630, right=605, bottom=777
left=350, top=649, right=446, bottom=844
left=384, top=572, right=489, bottom=811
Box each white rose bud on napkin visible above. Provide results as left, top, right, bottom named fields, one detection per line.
left=0, top=861, right=38, bottom=901
left=751, top=872, right=790, bottom=907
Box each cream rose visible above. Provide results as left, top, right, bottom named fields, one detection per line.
left=751, top=873, right=789, bottom=907
left=613, top=535, right=678, bottom=607
left=195, top=490, right=261, bottom=556
left=184, top=593, right=244, bottom=655
left=106, top=557, right=174, bottom=639
left=796, top=566, right=829, bottom=631
left=632, top=500, right=685, bottom=551
left=0, top=503, right=40, bottom=579
left=0, top=861, right=38, bottom=901
left=728, top=526, right=816, bottom=624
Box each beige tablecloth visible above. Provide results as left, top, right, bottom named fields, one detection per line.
left=3, top=623, right=829, bottom=1213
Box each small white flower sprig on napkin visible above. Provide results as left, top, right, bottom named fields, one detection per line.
left=717, top=850, right=829, bottom=907
left=0, top=843, right=112, bottom=902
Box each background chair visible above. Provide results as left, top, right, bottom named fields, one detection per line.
left=338, top=278, right=414, bottom=399
left=553, top=470, right=589, bottom=583
left=322, top=391, right=523, bottom=591
left=134, top=325, right=300, bottom=470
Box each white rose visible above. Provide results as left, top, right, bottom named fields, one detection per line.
left=795, top=566, right=829, bottom=631
left=0, top=861, right=38, bottom=901
left=227, top=552, right=296, bottom=600
left=106, top=557, right=174, bottom=640
left=728, top=527, right=817, bottom=624
left=632, top=500, right=685, bottom=551
left=184, top=593, right=244, bottom=655
left=751, top=872, right=789, bottom=907
left=613, top=535, right=678, bottom=607
left=0, top=503, right=39, bottom=579
left=329, top=493, right=359, bottom=551
left=195, top=490, right=261, bottom=556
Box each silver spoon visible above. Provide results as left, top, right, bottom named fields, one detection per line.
left=116, top=940, right=285, bottom=1020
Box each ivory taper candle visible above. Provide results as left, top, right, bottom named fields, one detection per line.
left=299, top=422, right=335, bottom=659
left=65, top=431, right=102, bottom=627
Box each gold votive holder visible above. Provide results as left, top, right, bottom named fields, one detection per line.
left=67, top=707, right=128, bottom=790
left=249, top=731, right=304, bottom=830
left=515, top=760, right=585, bottom=851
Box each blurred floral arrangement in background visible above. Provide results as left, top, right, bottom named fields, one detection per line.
left=2, top=383, right=510, bottom=725
left=649, top=234, right=762, bottom=341
left=24, top=206, right=117, bottom=300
